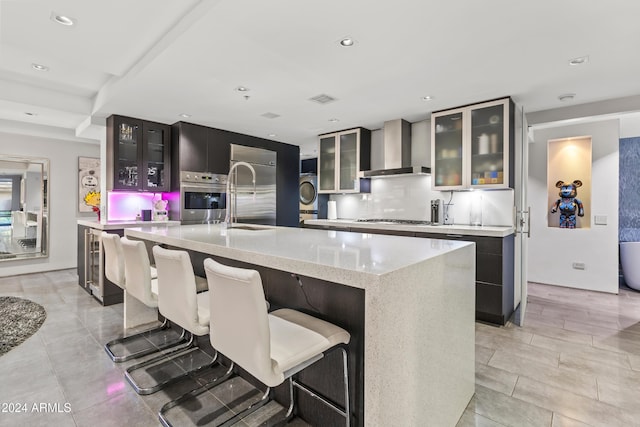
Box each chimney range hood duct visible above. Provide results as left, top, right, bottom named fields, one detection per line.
left=363, top=119, right=431, bottom=177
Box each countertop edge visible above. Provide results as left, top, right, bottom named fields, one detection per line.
left=304, top=219, right=515, bottom=238
left=124, top=224, right=474, bottom=289
left=77, top=219, right=181, bottom=230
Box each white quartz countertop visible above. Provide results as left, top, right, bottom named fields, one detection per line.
left=304, top=219, right=514, bottom=238
left=125, top=223, right=472, bottom=289
left=77, top=219, right=181, bottom=230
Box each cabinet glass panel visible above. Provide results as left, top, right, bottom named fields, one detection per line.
left=145, top=126, right=165, bottom=189
left=117, top=120, right=139, bottom=189
left=433, top=113, right=463, bottom=187
left=339, top=132, right=357, bottom=191
left=470, top=104, right=504, bottom=186
left=319, top=136, right=336, bottom=191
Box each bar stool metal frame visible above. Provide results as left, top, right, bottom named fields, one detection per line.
left=124, top=245, right=221, bottom=395
left=159, top=257, right=351, bottom=427
left=102, top=233, right=187, bottom=363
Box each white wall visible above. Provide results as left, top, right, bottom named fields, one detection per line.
left=620, top=113, right=640, bottom=138
left=0, top=131, right=100, bottom=277
left=527, top=120, right=619, bottom=293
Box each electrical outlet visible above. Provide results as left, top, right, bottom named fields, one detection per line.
left=572, top=262, right=585, bottom=270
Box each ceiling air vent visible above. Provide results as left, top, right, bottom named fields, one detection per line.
left=261, top=112, right=281, bottom=119
left=309, top=94, right=337, bottom=104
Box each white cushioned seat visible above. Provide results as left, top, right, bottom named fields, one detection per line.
left=269, top=309, right=350, bottom=377
left=195, top=275, right=208, bottom=293
left=153, top=246, right=210, bottom=337
left=101, top=232, right=126, bottom=290
left=204, top=256, right=350, bottom=387
left=121, top=237, right=158, bottom=308
left=104, top=235, right=186, bottom=364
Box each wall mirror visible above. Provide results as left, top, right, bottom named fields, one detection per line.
left=0, top=156, right=49, bottom=261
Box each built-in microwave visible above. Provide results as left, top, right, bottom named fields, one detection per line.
left=179, top=171, right=227, bottom=224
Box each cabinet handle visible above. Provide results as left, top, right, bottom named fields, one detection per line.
left=445, top=234, right=464, bottom=238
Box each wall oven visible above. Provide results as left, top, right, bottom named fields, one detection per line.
left=179, top=171, right=227, bottom=224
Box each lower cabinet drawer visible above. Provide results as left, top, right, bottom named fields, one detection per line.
left=476, top=281, right=503, bottom=324
left=477, top=253, right=502, bottom=284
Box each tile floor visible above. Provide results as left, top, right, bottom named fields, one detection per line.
left=1, top=270, right=640, bottom=426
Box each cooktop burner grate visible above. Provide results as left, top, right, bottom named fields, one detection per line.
left=356, top=219, right=432, bottom=225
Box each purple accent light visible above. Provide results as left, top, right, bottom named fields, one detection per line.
left=107, top=192, right=167, bottom=221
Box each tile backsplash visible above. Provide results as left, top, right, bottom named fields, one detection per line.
left=330, top=175, right=514, bottom=226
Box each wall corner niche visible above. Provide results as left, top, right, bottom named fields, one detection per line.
left=0, top=155, right=49, bottom=261
left=547, top=136, right=592, bottom=229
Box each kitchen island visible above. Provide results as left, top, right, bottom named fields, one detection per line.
left=125, top=223, right=475, bottom=426
left=77, top=219, right=180, bottom=307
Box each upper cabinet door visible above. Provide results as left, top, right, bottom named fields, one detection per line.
left=338, top=131, right=359, bottom=192
left=432, top=109, right=465, bottom=190
left=142, top=121, right=170, bottom=192
left=318, top=128, right=370, bottom=194
left=107, top=115, right=171, bottom=192
left=112, top=116, right=143, bottom=191
left=469, top=98, right=510, bottom=189
left=431, top=97, right=513, bottom=190
left=319, top=134, right=338, bottom=192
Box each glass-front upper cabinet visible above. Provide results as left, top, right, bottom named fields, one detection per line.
left=431, top=97, right=513, bottom=190
left=112, top=116, right=143, bottom=191
left=432, top=110, right=464, bottom=189
left=142, top=121, right=170, bottom=192
left=107, top=115, right=171, bottom=192
left=470, top=99, right=508, bottom=188
left=318, top=135, right=336, bottom=192
left=318, top=128, right=371, bottom=194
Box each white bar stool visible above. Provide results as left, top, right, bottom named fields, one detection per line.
left=125, top=246, right=221, bottom=395
left=159, top=257, right=351, bottom=426
left=103, top=234, right=187, bottom=362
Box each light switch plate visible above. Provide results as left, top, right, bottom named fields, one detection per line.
left=594, top=215, right=607, bottom=225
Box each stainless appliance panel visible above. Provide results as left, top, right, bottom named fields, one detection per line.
left=179, top=171, right=228, bottom=224
left=299, top=174, right=318, bottom=210
left=299, top=174, right=318, bottom=223
left=230, top=144, right=277, bottom=226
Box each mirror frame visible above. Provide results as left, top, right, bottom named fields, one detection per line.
left=0, top=155, right=49, bottom=262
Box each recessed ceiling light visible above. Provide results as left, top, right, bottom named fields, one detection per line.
left=568, top=55, right=589, bottom=66
left=268, top=133, right=277, bottom=138
left=179, top=113, right=191, bottom=118
left=50, top=12, right=75, bottom=26
left=558, top=93, right=576, bottom=102
left=31, top=63, right=49, bottom=71
left=421, top=95, right=434, bottom=101
left=328, top=118, right=340, bottom=123
left=339, top=37, right=355, bottom=47
left=235, top=86, right=250, bottom=92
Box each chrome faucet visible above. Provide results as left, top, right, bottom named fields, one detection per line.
left=225, top=161, right=256, bottom=227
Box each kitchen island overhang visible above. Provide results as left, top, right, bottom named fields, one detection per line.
left=125, top=224, right=475, bottom=426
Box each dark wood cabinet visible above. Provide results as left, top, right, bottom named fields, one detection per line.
left=107, top=115, right=171, bottom=192
left=414, top=231, right=514, bottom=325
left=171, top=122, right=231, bottom=176
left=172, top=121, right=300, bottom=227
left=318, top=127, right=371, bottom=193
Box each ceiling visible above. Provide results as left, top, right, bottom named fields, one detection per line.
left=2, top=0, right=640, bottom=157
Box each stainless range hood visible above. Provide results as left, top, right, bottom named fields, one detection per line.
left=363, top=119, right=431, bottom=177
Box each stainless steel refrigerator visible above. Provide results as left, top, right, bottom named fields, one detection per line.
left=230, top=144, right=276, bottom=225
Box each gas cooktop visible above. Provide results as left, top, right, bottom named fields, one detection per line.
left=355, top=219, right=432, bottom=225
